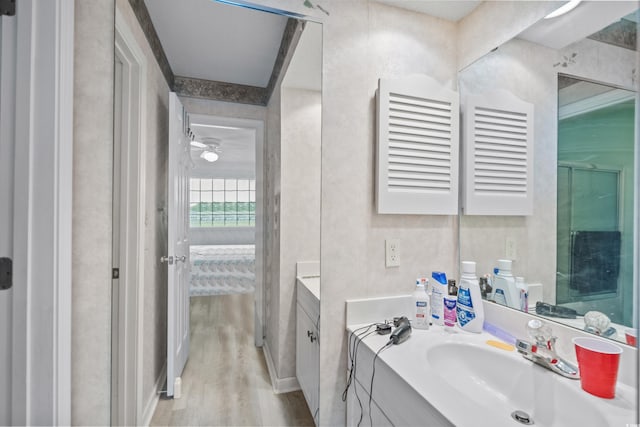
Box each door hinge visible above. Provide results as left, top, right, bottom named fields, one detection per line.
left=112, top=268, right=120, bottom=279
left=0, top=257, right=12, bottom=290
left=0, top=0, right=15, bottom=16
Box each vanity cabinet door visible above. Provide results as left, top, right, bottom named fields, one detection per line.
left=296, top=303, right=319, bottom=425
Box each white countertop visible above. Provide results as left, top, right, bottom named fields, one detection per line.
left=296, top=276, right=320, bottom=301
left=347, top=322, right=637, bottom=427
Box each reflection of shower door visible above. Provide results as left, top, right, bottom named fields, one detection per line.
left=557, top=165, right=620, bottom=304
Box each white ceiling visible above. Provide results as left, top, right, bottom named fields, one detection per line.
left=558, top=80, right=635, bottom=120
left=559, top=80, right=618, bottom=106
left=189, top=114, right=256, bottom=174
left=375, top=0, right=482, bottom=22
left=144, top=0, right=288, bottom=87
left=518, top=1, right=639, bottom=50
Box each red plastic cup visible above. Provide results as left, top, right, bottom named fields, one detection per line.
left=573, top=337, right=623, bottom=399
left=624, top=328, right=637, bottom=346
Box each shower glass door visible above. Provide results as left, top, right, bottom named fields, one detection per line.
left=557, top=165, right=621, bottom=313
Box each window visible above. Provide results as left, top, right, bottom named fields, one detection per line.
left=190, top=178, right=256, bottom=227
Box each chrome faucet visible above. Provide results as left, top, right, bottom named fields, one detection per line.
left=515, top=319, right=580, bottom=380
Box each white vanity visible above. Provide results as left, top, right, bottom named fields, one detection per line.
left=296, top=262, right=320, bottom=425
left=345, top=296, right=637, bottom=427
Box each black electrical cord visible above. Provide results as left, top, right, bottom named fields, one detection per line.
left=342, top=323, right=390, bottom=427
left=368, top=341, right=392, bottom=427
left=343, top=320, right=405, bottom=427
left=350, top=330, right=379, bottom=427
left=343, top=324, right=379, bottom=401
left=354, top=331, right=378, bottom=427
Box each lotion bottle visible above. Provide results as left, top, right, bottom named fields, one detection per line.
left=443, top=280, right=458, bottom=331
left=457, top=261, right=484, bottom=333
left=412, top=279, right=430, bottom=330
left=430, top=272, right=447, bottom=326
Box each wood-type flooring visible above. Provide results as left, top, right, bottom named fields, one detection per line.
left=150, top=293, right=314, bottom=426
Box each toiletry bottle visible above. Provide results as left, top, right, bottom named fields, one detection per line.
left=422, top=277, right=431, bottom=319
left=457, top=261, right=484, bottom=333
left=443, top=280, right=458, bottom=331
left=492, top=259, right=519, bottom=309
left=484, top=275, right=493, bottom=300
left=515, top=276, right=528, bottom=313
left=447, top=279, right=457, bottom=297
left=412, top=279, right=430, bottom=330
left=430, top=272, right=448, bottom=326
left=489, top=268, right=499, bottom=300
left=479, top=277, right=489, bottom=299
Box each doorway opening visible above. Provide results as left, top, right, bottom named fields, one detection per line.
left=150, top=113, right=312, bottom=424
left=187, top=115, right=265, bottom=347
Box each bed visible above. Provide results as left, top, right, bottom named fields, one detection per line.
left=189, top=244, right=256, bottom=296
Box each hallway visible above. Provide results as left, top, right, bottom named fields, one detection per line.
left=150, top=293, right=314, bottom=426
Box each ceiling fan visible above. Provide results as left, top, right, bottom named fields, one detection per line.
left=190, top=137, right=222, bottom=162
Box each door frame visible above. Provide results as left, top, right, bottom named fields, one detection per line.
left=188, top=114, right=265, bottom=346
left=112, top=8, right=147, bottom=426
left=557, top=162, right=624, bottom=307
left=0, top=12, right=16, bottom=427
left=12, top=0, right=74, bottom=424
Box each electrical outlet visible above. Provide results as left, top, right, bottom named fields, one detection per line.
left=505, top=237, right=517, bottom=260
left=385, top=239, right=400, bottom=268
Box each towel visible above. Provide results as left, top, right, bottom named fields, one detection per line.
left=569, top=230, right=620, bottom=295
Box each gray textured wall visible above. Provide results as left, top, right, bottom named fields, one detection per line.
left=72, top=0, right=114, bottom=424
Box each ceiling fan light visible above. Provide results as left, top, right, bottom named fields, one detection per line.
left=544, top=0, right=581, bottom=19
left=201, top=151, right=219, bottom=162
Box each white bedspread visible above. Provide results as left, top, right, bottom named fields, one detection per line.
left=189, top=245, right=255, bottom=296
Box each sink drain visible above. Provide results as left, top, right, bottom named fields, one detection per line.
left=511, top=410, right=534, bottom=425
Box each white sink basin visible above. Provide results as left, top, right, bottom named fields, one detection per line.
left=346, top=324, right=637, bottom=427
left=427, top=342, right=612, bottom=427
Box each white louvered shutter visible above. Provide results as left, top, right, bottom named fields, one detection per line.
left=462, top=91, right=534, bottom=215
left=376, top=75, right=459, bottom=215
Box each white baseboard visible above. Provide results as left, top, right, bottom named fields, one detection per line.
left=140, top=362, right=167, bottom=427
left=262, top=342, right=300, bottom=394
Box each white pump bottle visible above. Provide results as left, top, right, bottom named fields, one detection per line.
left=412, top=278, right=430, bottom=330
left=456, top=261, right=484, bottom=333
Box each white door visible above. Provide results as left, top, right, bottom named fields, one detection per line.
left=0, top=13, right=15, bottom=425
left=166, top=92, right=191, bottom=397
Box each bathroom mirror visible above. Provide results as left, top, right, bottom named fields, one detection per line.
left=112, top=0, right=321, bottom=424
left=458, top=3, right=637, bottom=344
